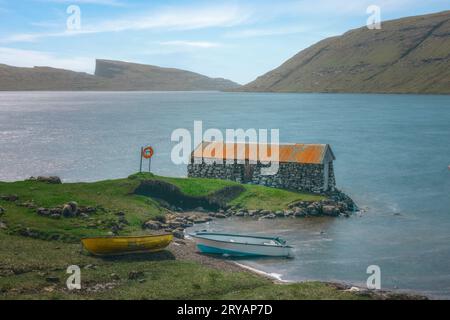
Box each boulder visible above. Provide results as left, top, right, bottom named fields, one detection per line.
left=110, top=273, right=120, bottom=281
left=128, top=271, right=145, bottom=280
left=37, top=176, right=62, bottom=184
left=118, top=216, right=129, bottom=225
left=67, top=201, right=78, bottom=215
left=172, top=230, right=185, bottom=239
left=0, top=221, right=7, bottom=230
left=215, top=213, right=227, bottom=219
left=143, top=220, right=161, bottom=230
left=45, top=276, right=60, bottom=283
left=235, top=211, right=245, bottom=217
left=322, top=205, right=340, bottom=217
left=262, top=213, right=276, bottom=219
left=36, top=207, right=50, bottom=216
left=294, top=208, right=306, bottom=217
left=275, top=210, right=284, bottom=217
left=62, top=204, right=75, bottom=217
left=0, top=194, right=18, bottom=202
left=284, top=210, right=294, bottom=217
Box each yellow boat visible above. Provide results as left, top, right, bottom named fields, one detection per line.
left=81, top=234, right=173, bottom=256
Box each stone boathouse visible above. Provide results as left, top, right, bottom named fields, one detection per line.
left=187, top=141, right=336, bottom=193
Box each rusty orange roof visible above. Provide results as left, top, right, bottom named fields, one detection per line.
left=191, top=141, right=335, bottom=164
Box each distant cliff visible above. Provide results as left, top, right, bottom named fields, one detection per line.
left=237, top=11, right=450, bottom=94
left=0, top=59, right=240, bottom=91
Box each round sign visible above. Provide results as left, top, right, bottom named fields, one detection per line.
left=142, top=146, right=154, bottom=159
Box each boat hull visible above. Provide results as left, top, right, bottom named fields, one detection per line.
left=81, top=234, right=173, bottom=256
left=191, top=234, right=293, bottom=257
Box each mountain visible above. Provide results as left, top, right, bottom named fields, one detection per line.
left=0, top=59, right=240, bottom=91
left=237, top=11, right=450, bottom=94
left=0, top=64, right=102, bottom=90
left=94, top=59, right=240, bottom=91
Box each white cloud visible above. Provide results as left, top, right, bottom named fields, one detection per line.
left=38, top=0, right=125, bottom=6
left=2, top=4, right=251, bottom=43
left=0, top=47, right=94, bottom=73
left=159, top=41, right=222, bottom=49
left=225, top=26, right=307, bottom=38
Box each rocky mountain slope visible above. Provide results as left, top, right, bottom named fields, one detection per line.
left=0, top=59, right=240, bottom=91
left=237, top=11, right=450, bottom=94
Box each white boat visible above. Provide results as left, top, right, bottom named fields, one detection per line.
left=189, top=231, right=294, bottom=258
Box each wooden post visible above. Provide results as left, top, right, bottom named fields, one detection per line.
left=139, top=147, right=143, bottom=173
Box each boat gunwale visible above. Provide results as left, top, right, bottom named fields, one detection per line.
left=189, top=232, right=293, bottom=249
left=81, top=233, right=173, bottom=241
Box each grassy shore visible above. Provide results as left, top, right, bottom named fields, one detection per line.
left=0, top=174, right=416, bottom=300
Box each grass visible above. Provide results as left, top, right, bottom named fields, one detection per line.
left=0, top=173, right=324, bottom=242
left=129, top=172, right=324, bottom=210
left=0, top=232, right=367, bottom=300
left=0, top=174, right=361, bottom=300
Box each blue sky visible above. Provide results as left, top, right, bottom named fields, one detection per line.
left=0, top=0, right=448, bottom=84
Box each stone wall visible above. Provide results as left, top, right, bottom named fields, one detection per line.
left=187, top=160, right=336, bottom=193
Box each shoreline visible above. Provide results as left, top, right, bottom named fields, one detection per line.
left=172, top=235, right=429, bottom=300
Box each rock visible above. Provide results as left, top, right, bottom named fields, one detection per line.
left=284, top=210, right=294, bottom=217
left=260, top=210, right=271, bottom=215
left=0, top=221, right=7, bottom=229
left=118, top=216, right=129, bottom=225
left=262, top=213, right=276, bottom=219
left=50, top=213, right=61, bottom=219
left=0, top=194, right=18, bottom=202
left=138, top=279, right=146, bottom=283
left=110, top=273, right=120, bottom=281
left=128, top=271, right=144, bottom=280
left=37, top=176, right=62, bottom=184
left=36, top=207, right=50, bottom=216
left=346, top=286, right=361, bottom=292
left=293, top=207, right=306, bottom=217
left=45, top=276, right=60, bottom=283
left=215, top=213, right=227, bottom=219
left=0, top=207, right=5, bottom=215
left=322, top=205, right=340, bottom=217
left=80, top=213, right=89, bottom=219
left=50, top=208, right=62, bottom=215
left=84, top=264, right=97, bottom=270
left=306, top=204, right=319, bottom=216
left=169, top=221, right=183, bottom=228
left=172, top=230, right=185, bottom=239
left=235, top=211, right=245, bottom=217
left=62, top=204, right=75, bottom=217
left=143, top=220, right=161, bottom=230
left=275, top=210, right=284, bottom=217
left=67, top=201, right=78, bottom=215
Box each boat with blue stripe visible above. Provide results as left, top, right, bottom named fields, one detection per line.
left=189, top=231, right=294, bottom=258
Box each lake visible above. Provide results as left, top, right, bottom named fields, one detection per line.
left=1, top=91, right=449, bottom=298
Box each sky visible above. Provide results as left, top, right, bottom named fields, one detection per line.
left=0, top=0, right=448, bottom=84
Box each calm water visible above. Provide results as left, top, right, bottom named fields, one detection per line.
left=1, top=91, right=449, bottom=298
